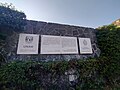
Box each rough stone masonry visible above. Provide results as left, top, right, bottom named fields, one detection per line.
left=5, top=20, right=100, bottom=62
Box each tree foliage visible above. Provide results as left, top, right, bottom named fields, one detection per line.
left=0, top=3, right=27, bottom=64
left=0, top=3, right=26, bottom=31
left=97, top=24, right=120, bottom=60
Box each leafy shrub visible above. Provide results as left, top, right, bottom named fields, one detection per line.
left=97, top=24, right=120, bottom=60
left=95, top=24, right=120, bottom=89
left=0, top=61, right=41, bottom=90
left=0, top=58, right=119, bottom=90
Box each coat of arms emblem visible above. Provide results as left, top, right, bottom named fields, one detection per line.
left=25, top=36, right=33, bottom=43
left=83, top=39, right=87, bottom=45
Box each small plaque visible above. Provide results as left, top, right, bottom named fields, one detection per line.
left=69, top=75, right=75, bottom=81
left=79, top=38, right=93, bottom=54
left=17, top=34, right=39, bottom=54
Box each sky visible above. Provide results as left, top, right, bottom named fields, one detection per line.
left=0, top=0, right=120, bottom=28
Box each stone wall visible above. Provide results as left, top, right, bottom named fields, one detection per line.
left=5, top=20, right=100, bottom=61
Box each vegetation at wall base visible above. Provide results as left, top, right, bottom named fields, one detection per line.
left=0, top=57, right=119, bottom=90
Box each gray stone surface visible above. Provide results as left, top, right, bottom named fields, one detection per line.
left=4, top=20, right=100, bottom=61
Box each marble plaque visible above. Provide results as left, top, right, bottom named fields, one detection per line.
left=17, top=34, right=39, bottom=54
left=41, top=35, right=78, bottom=54
left=40, top=35, right=61, bottom=54
left=79, top=38, right=93, bottom=54
left=61, top=36, right=78, bottom=54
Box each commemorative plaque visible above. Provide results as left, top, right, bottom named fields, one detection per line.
left=17, top=34, right=39, bottom=54
left=61, top=36, right=78, bottom=54
left=40, top=35, right=78, bottom=54
left=79, top=38, right=93, bottom=54
left=40, top=35, right=61, bottom=54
